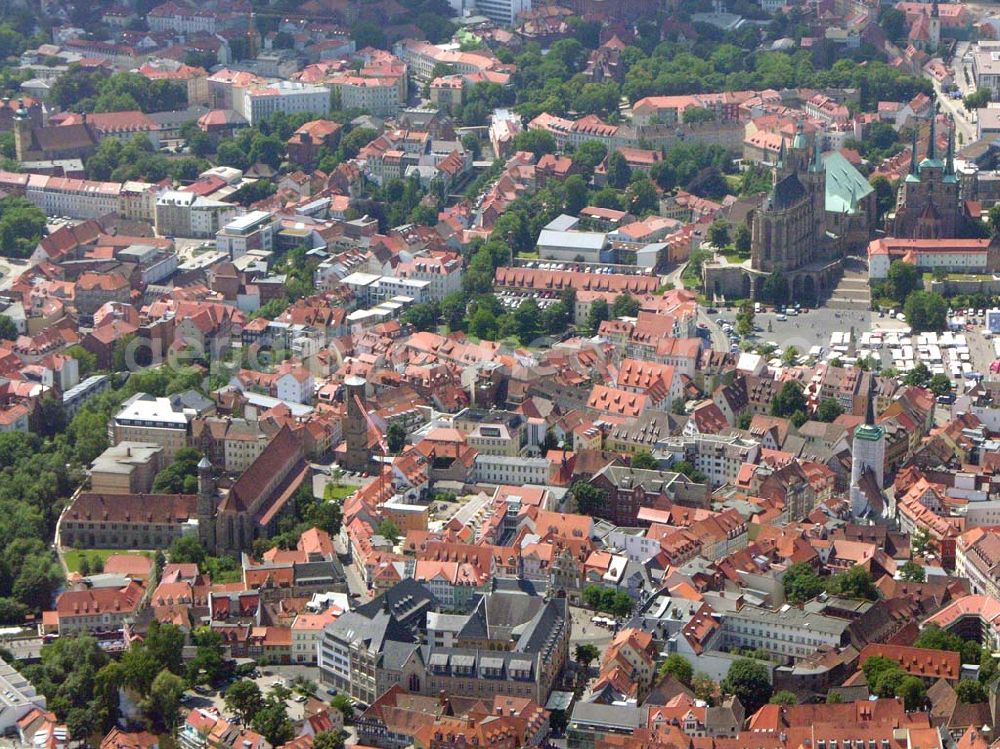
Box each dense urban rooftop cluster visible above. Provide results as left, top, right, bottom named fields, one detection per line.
left=6, top=1, right=1000, bottom=749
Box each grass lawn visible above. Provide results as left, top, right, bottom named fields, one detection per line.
left=324, top=483, right=357, bottom=501
left=63, top=548, right=148, bottom=573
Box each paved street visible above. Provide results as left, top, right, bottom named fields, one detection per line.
left=923, top=45, right=976, bottom=145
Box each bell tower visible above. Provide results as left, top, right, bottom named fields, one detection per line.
left=197, top=456, right=217, bottom=553
left=13, top=101, right=32, bottom=162
left=342, top=376, right=372, bottom=472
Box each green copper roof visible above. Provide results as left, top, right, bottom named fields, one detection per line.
left=854, top=423, right=885, bottom=441
left=824, top=151, right=873, bottom=215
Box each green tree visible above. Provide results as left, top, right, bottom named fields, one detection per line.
left=871, top=176, right=896, bottom=222
left=863, top=655, right=906, bottom=697
left=152, top=447, right=202, bottom=494
left=564, top=175, right=589, bottom=215
left=761, top=273, right=788, bottom=306
left=736, top=301, right=754, bottom=337
left=898, top=560, right=925, bottom=582
left=36, top=397, right=67, bottom=438
left=225, top=680, right=264, bottom=724
left=169, top=535, right=205, bottom=565
left=771, top=381, right=807, bottom=419
left=377, top=519, right=401, bottom=544
left=692, top=674, right=716, bottom=706
left=0, top=597, right=28, bottom=624
left=722, top=658, right=772, bottom=714
left=734, top=224, right=752, bottom=255
left=769, top=690, right=798, bottom=705
left=330, top=694, right=354, bottom=723
left=816, top=398, right=844, bottom=423
left=187, top=627, right=228, bottom=685
left=708, top=220, right=730, bottom=249
left=311, top=731, right=346, bottom=749
left=956, top=679, right=987, bottom=704
left=904, top=361, right=932, bottom=387
left=469, top=308, right=499, bottom=340
left=511, top=130, right=556, bottom=159
left=401, top=301, right=441, bottom=332
left=671, top=460, right=707, bottom=483
left=0, top=315, right=16, bottom=341
left=146, top=669, right=185, bottom=731
left=513, top=298, right=542, bottom=343
left=587, top=299, right=609, bottom=332
left=612, top=294, right=640, bottom=318
left=626, top=179, right=658, bottom=215
left=252, top=697, right=295, bottom=746
left=12, top=554, right=62, bottom=611
left=572, top=141, right=607, bottom=176
left=896, top=675, right=926, bottom=711
left=885, top=260, right=920, bottom=303
left=575, top=643, right=601, bottom=668
left=386, top=422, right=407, bottom=454
left=783, top=562, right=825, bottom=604
left=0, top=196, right=47, bottom=258
left=350, top=21, right=386, bottom=50
left=964, top=88, right=991, bottom=111
left=827, top=566, right=878, bottom=601
left=631, top=450, right=658, bottom=470
left=65, top=345, right=98, bottom=377
left=658, top=654, right=693, bottom=685
left=990, top=203, right=1000, bottom=235
left=904, top=290, right=948, bottom=332
left=928, top=373, right=952, bottom=396
left=572, top=481, right=607, bottom=515
left=605, top=151, right=632, bottom=189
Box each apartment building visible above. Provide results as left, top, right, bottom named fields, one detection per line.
left=89, top=441, right=163, bottom=494
left=155, top=190, right=238, bottom=238
left=327, top=75, right=402, bottom=116
left=395, top=253, right=463, bottom=301
left=236, top=81, right=331, bottom=126
left=453, top=409, right=528, bottom=457
left=110, top=393, right=196, bottom=461
left=46, top=581, right=144, bottom=636
left=719, top=606, right=851, bottom=661
left=956, top=527, right=1000, bottom=600
left=661, top=433, right=762, bottom=488
left=216, top=211, right=278, bottom=260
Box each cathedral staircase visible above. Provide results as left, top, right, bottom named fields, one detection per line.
left=825, top=259, right=872, bottom=310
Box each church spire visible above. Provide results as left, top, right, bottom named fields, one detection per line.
left=777, top=137, right=786, bottom=169
left=946, top=118, right=955, bottom=175
left=810, top=139, right=823, bottom=173
left=927, top=114, right=936, bottom=161
left=909, top=125, right=919, bottom=175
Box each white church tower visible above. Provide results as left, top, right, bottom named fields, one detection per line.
left=849, top=376, right=885, bottom=519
